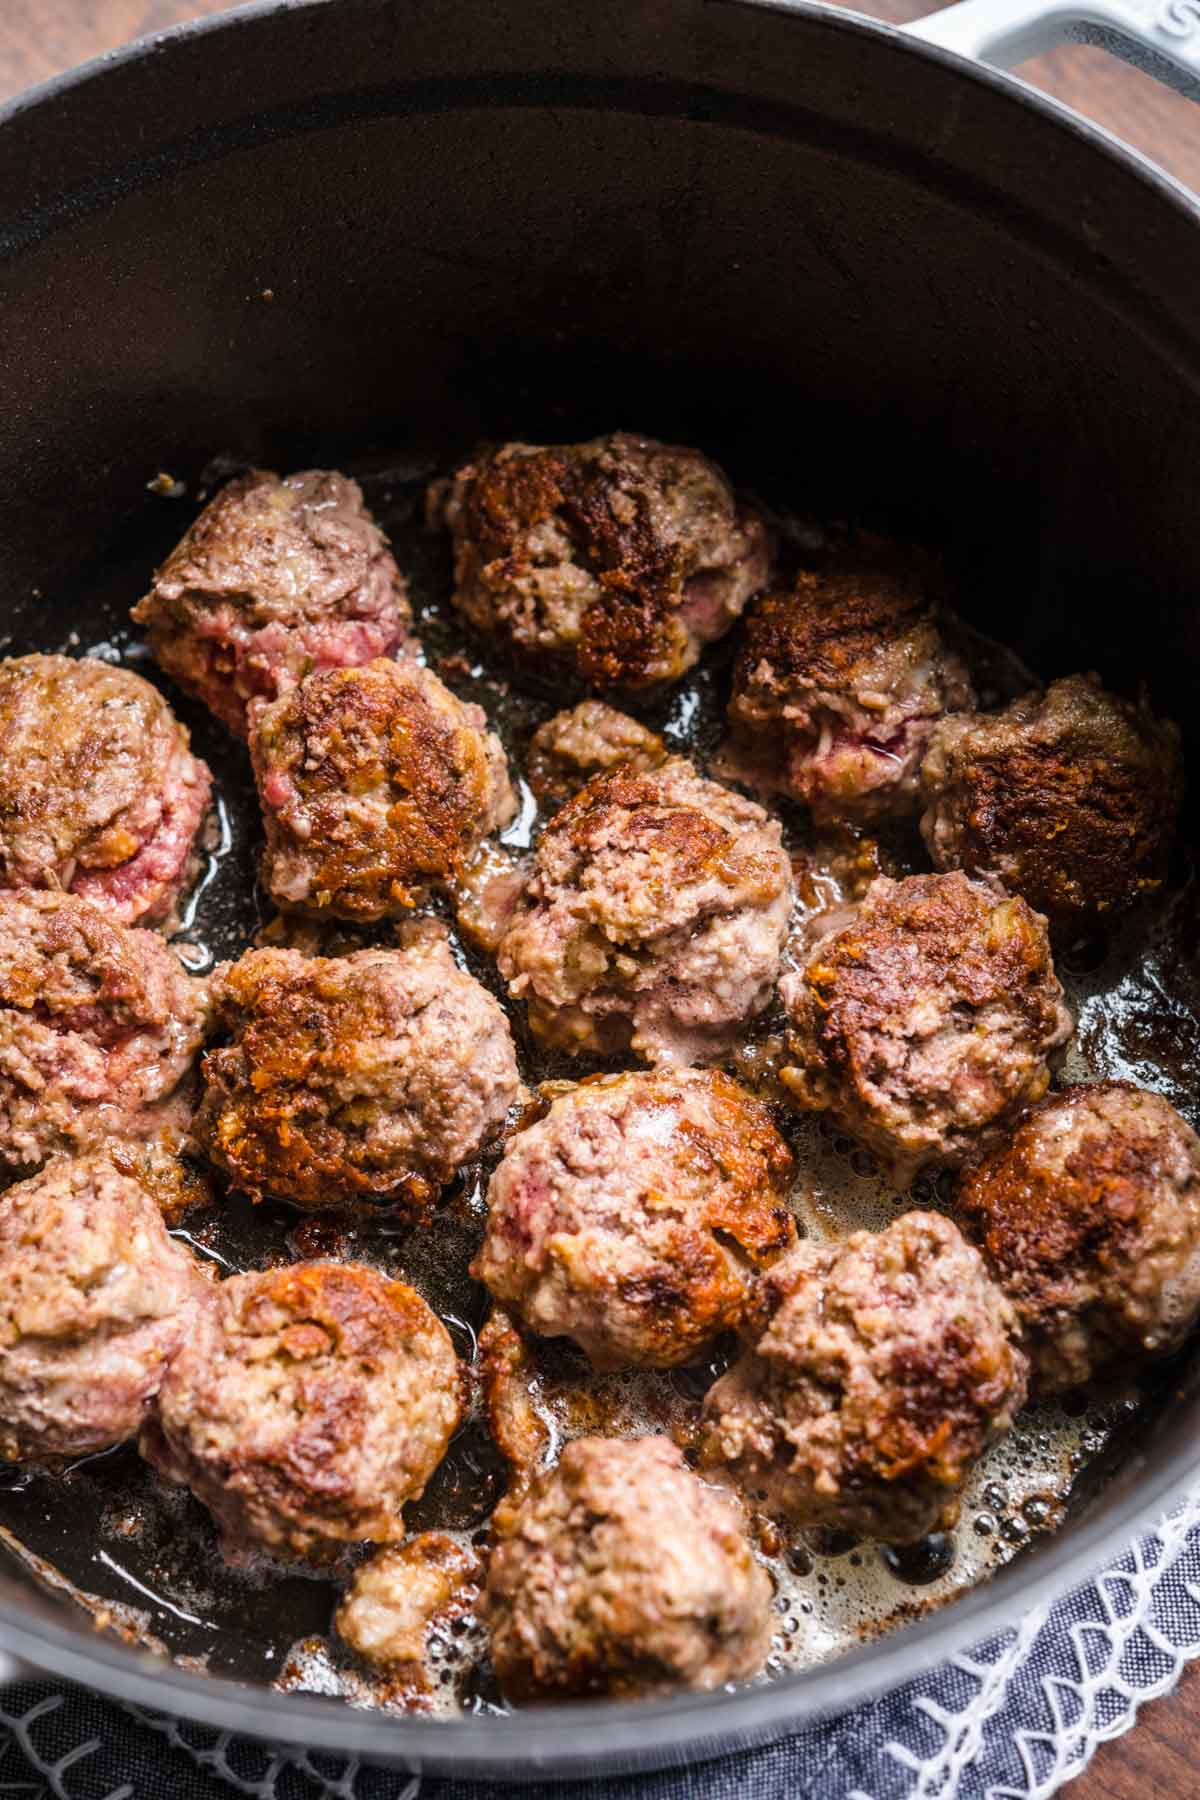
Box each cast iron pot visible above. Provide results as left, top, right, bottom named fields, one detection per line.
left=0, top=0, right=1198, bottom=1779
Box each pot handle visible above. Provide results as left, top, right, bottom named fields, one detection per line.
left=903, top=0, right=1200, bottom=100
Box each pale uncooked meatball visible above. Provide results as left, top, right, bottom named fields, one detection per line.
left=194, top=928, right=520, bottom=1216
left=484, top=1435, right=773, bottom=1702
left=498, top=758, right=794, bottom=1065
left=251, top=659, right=515, bottom=920
left=431, top=433, right=770, bottom=691
left=133, top=469, right=411, bottom=737
left=0, top=1150, right=210, bottom=1461
left=141, top=1261, right=462, bottom=1565
left=957, top=1082, right=1200, bottom=1392
left=698, top=1212, right=1028, bottom=1543
left=919, top=673, right=1183, bottom=929
left=781, top=872, right=1073, bottom=1180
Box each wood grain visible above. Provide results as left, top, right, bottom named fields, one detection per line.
left=0, top=4, right=1196, bottom=1797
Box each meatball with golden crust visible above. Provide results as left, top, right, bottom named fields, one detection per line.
left=498, top=758, right=793, bottom=1066
left=431, top=433, right=770, bottom=692
left=133, top=470, right=411, bottom=738
left=780, top=872, right=1073, bottom=1181
left=698, top=1212, right=1028, bottom=1543
left=335, top=1532, right=482, bottom=1686
left=723, top=539, right=973, bottom=823
left=527, top=700, right=666, bottom=807
left=251, top=659, right=515, bottom=920
left=957, top=1082, right=1200, bottom=1393
left=0, top=655, right=212, bottom=928
left=476, top=1069, right=795, bottom=1370
left=918, top=674, right=1183, bottom=929
left=485, top=1435, right=772, bottom=1702
left=141, top=1261, right=462, bottom=1566
left=0, top=1150, right=211, bottom=1462
left=194, top=929, right=519, bottom=1216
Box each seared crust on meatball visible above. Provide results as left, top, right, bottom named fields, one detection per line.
left=723, top=539, right=973, bottom=823
left=133, top=470, right=411, bottom=737
left=141, top=1261, right=462, bottom=1565
left=527, top=701, right=666, bottom=807
left=919, top=673, right=1183, bottom=928
left=957, top=1082, right=1200, bottom=1392
left=498, top=758, right=794, bottom=1066
left=780, top=872, right=1073, bottom=1179
left=0, top=655, right=212, bottom=927
left=194, top=930, right=519, bottom=1215
left=0, top=890, right=209, bottom=1174
left=485, top=1435, right=772, bottom=1702
left=0, top=1150, right=211, bottom=1461
left=432, top=433, right=770, bottom=691
left=251, top=659, right=515, bottom=920
left=698, top=1213, right=1028, bottom=1543
left=476, top=1069, right=796, bottom=1369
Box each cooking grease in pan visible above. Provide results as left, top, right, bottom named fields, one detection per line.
left=0, top=461, right=1193, bottom=1714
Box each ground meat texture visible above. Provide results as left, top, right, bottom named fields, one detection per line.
left=498, top=758, right=794, bottom=1066
left=698, top=1212, right=1028, bottom=1543
left=141, top=1261, right=462, bottom=1565
left=527, top=701, right=666, bottom=807
left=335, top=1532, right=482, bottom=1683
left=477, top=1306, right=552, bottom=1499
left=918, top=673, right=1183, bottom=930
left=194, top=930, right=519, bottom=1215
left=956, top=1082, right=1200, bottom=1393
left=780, top=872, right=1073, bottom=1180
left=721, top=540, right=973, bottom=824
left=0, top=1151, right=211, bottom=1462
left=251, top=659, right=515, bottom=920
left=132, top=470, right=411, bottom=738
left=484, top=1434, right=772, bottom=1702
left=0, top=890, right=209, bottom=1174
left=0, top=655, right=212, bottom=927
left=431, top=433, right=770, bottom=692
left=476, top=1069, right=796, bottom=1369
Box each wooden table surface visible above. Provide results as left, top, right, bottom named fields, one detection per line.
left=0, top=3, right=1197, bottom=1796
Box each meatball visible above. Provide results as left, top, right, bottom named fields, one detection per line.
left=142, top=1261, right=462, bottom=1565
left=0, top=1150, right=211, bottom=1462
left=194, top=928, right=520, bottom=1214
left=918, top=673, right=1183, bottom=929
left=335, top=1532, right=482, bottom=1683
left=698, top=1212, right=1028, bottom=1543
left=431, top=433, right=770, bottom=691
left=527, top=700, right=666, bottom=807
left=957, top=1082, right=1200, bottom=1392
left=498, top=758, right=794, bottom=1065
left=132, top=470, right=411, bottom=737
left=0, top=890, right=209, bottom=1174
left=476, top=1069, right=795, bottom=1369
left=721, top=538, right=973, bottom=823
left=251, top=659, right=515, bottom=920
left=0, top=655, right=212, bottom=927
left=484, top=1435, right=772, bottom=1702
left=780, top=872, right=1073, bottom=1180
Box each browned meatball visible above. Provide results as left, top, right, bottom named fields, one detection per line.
left=780, top=872, right=1073, bottom=1180
left=918, top=674, right=1183, bottom=929
left=0, top=1150, right=211, bottom=1462
left=251, top=659, right=515, bottom=920
left=957, top=1082, right=1200, bottom=1392
left=476, top=1069, right=795, bottom=1370
left=132, top=470, right=412, bottom=738
left=527, top=700, right=666, bottom=807
left=0, top=655, right=212, bottom=927
left=335, top=1533, right=482, bottom=1682
left=485, top=1435, right=772, bottom=1702
left=0, top=890, right=209, bottom=1175
left=721, top=539, right=973, bottom=823
left=194, top=929, right=519, bottom=1215
left=141, top=1261, right=462, bottom=1565
left=498, top=758, right=793, bottom=1066
left=431, top=433, right=770, bottom=691
left=698, top=1213, right=1028, bottom=1543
